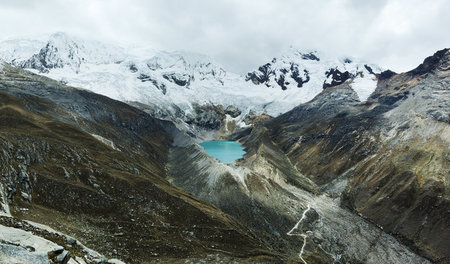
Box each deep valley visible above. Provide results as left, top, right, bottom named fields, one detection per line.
left=0, top=33, right=448, bottom=264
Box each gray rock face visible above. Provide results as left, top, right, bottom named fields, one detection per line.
left=242, top=110, right=258, bottom=125
left=48, top=247, right=71, bottom=264
left=19, top=43, right=75, bottom=73
left=66, top=237, right=76, bottom=246
left=322, top=68, right=352, bottom=89
left=137, top=74, right=167, bottom=94
left=245, top=60, right=311, bottom=89
left=0, top=243, right=50, bottom=264
left=280, top=83, right=361, bottom=124
left=409, top=48, right=449, bottom=76
left=162, top=72, right=191, bottom=87
left=186, top=104, right=226, bottom=130
left=225, top=105, right=241, bottom=118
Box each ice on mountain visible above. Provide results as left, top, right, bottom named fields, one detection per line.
left=351, top=74, right=378, bottom=101
left=0, top=32, right=383, bottom=118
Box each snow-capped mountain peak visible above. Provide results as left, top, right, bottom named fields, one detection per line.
left=0, top=33, right=383, bottom=118
left=139, top=51, right=227, bottom=86
left=3, top=32, right=125, bottom=73
left=245, top=48, right=382, bottom=101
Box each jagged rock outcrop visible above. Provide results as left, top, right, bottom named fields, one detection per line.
left=245, top=56, right=313, bottom=90
left=245, top=49, right=380, bottom=94
left=225, top=105, right=241, bottom=118
left=137, top=74, right=167, bottom=94
left=185, top=104, right=226, bottom=130
left=322, top=68, right=352, bottom=89
left=48, top=246, right=71, bottom=264
left=409, top=48, right=449, bottom=75
left=162, top=72, right=192, bottom=87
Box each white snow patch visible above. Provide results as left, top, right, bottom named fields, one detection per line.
left=0, top=33, right=383, bottom=120
left=91, top=134, right=119, bottom=150
left=107, top=259, right=127, bottom=264
left=223, top=114, right=233, bottom=132
left=0, top=38, right=45, bottom=62
left=351, top=75, right=377, bottom=101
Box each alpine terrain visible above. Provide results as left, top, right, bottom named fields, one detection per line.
left=0, top=32, right=448, bottom=264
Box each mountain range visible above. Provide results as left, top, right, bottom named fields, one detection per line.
left=0, top=32, right=382, bottom=117
left=0, top=32, right=448, bottom=264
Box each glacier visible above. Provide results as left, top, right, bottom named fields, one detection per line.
left=0, top=32, right=382, bottom=119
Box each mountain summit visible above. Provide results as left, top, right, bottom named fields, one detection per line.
left=0, top=33, right=382, bottom=118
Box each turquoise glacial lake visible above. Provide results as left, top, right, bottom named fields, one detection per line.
left=200, top=141, right=246, bottom=163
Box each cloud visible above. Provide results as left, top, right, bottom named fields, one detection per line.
left=0, top=0, right=448, bottom=73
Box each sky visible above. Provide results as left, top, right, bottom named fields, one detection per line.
left=0, top=0, right=448, bottom=73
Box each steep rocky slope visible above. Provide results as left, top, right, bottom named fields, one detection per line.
left=0, top=63, right=279, bottom=263
left=263, top=48, right=449, bottom=262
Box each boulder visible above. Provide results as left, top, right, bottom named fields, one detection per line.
left=225, top=106, right=241, bottom=118
left=48, top=246, right=70, bottom=264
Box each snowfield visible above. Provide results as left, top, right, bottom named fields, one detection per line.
left=0, top=32, right=383, bottom=118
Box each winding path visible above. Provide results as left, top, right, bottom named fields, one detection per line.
left=287, top=205, right=311, bottom=264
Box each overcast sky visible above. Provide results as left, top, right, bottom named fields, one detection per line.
left=0, top=0, right=448, bottom=73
